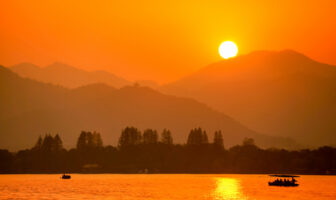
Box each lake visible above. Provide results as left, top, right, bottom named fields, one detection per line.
left=0, top=174, right=335, bottom=199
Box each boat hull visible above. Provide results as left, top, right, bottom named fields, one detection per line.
left=268, top=182, right=298, bottom=187
left=62, top=175, right=71, bottom=179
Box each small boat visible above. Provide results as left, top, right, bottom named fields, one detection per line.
left=268, top=175, right=299, bottom=187
left=61, top=174, right=71, bottom=179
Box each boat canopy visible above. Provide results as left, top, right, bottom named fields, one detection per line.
left=269, top=174, right=300, bottom=178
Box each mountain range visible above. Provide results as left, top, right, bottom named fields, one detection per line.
left=9, top=62, right=159, bottom=89
left=0, top=66, right=296, bottom=150
left=3, top=49, right=335, bottom=149
left=160, top=50, right=336, bottom=147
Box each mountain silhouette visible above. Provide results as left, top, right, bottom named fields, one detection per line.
left=0, top=66, right=297, bottom=150
left=161, top=50, right=336, bottom=147
left=9, top=62, right=132, bottom=89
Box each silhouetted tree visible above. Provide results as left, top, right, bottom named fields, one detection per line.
left=203, top=131, right=208, bottom=143
left=161, top=129, right=173, bottom=145
left=34, top=134, right=64, bottom=152
left=53, top=134, right=63, bottom=151
left=77, top=131, right=88, bottom=151
left=33, top=135, right=43, bottom=150
left=41, top=134, right=55, bottom=152
left=118, top=127, right=142, bottom=148
left=213, top=130, right=224, bottom=148
left=92, top=131, right=103, bottom=147
left=3, top=127, right=336, bottom=174
left=0, top=149, right=13, bottom=173
left=143, top=129, right=158, bottom=144
left=77, top=131, right=103, bottom=151
left=187, top=128, right=208, bottom=145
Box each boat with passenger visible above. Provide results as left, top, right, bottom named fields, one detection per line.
left=61, top=173, right=71, bottom=179
left=268, top=175, right=299, bottom=187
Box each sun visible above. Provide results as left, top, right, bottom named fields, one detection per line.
left=219, top=41, right=238, bottom=59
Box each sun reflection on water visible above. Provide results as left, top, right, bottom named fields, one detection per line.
left=213, top=178, right=248, bottom=200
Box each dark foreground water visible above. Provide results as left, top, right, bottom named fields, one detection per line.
left=0, top=174, right=335, bottom=199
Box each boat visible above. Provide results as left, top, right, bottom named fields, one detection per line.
left=61, top=173, right=71, bottom=179
left=268, top=175, right=299, bottom=187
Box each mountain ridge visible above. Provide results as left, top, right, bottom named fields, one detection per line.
left=0, top=65, right=298, bottom=150
left=160, top=50, right=336, bottom=147
left=9, top=62, right=132, bottom=89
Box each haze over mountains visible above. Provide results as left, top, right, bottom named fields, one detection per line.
left=10, top=62, right=159, bottom=89
left=161, top=50, right=336, bottom=147
left=0, top=66, right=296, bottom=151
left=3, top=50, right=335, bottom=149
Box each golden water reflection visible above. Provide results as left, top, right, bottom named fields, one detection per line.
left=213, top=178, right=248, bottom=200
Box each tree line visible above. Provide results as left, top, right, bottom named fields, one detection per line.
left=0, top=127, right=335, bottom=174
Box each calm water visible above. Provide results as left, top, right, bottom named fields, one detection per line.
left=0, top=174, right=335, bottom=200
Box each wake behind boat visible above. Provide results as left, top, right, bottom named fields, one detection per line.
left=268, top=175, right=299, bottom=187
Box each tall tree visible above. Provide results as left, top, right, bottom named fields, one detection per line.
left=213, top=130, right=224, bottom=148
left=77, top=131, right=103, bottom=151
left=33, top=135, right=43, bottom=150
left=161, top=129, right=173, bottom=145
left=143, top=129, right=158, bottom=144
left=77, top=131, right=88, bottom=151
left=92, top=131, right=103, bottom=148
left=202, top=130, right=209, bottom=144
left=54, top=134, right=63, bottom=151
left=118, top=127, right=142, bottom=148
left=33, top=134, right=63, bottom=152
left=41, top=134, right=54, bottom=152
left=187, top=128, right=208, bottom=145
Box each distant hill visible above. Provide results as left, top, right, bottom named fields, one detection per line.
left=135, top=80, right=160, bottom=89
left=161, top=50, right=336, bottom=147
left=0, top=66, right=297, bottom=150
left=9, top=62, right=132, bottom=88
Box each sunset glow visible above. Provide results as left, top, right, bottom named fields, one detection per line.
left=213, top=178, right=244, bottom=199
left=219, top=41, right=238, bottom=59
left=1, top=1, right=336, bottom=83
left=1, top=0, right=336, bottom=199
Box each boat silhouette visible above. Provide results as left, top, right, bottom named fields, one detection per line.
left=268, top=175, right=299, bottom=187
left=61, top=173, right=71, bottom=179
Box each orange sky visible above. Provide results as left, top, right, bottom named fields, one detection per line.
left=1, top=0, right=336, bottom=83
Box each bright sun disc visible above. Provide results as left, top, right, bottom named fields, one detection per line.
left=219, top=41, right=238, bottom=59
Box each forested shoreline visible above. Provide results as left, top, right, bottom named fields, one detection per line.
left=0, top=127, right=335, bottom=174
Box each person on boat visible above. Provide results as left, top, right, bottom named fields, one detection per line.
left=279, top=179, right=283, bottom=184
left=61, top=173, right=71, bottom=179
